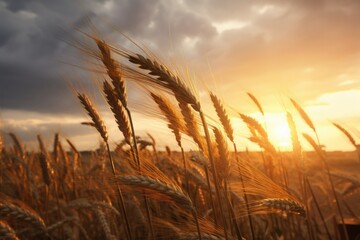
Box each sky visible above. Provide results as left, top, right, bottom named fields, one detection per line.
left=0, top=0, right=359, bottom=152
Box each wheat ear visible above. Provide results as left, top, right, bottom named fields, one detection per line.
left=332, top=123, right=356, bottom=147
left=258, top=198, right=305, bottom=216
left=239, top=113, right=268, bottom=140
left=0, top=202, right=46, bottom=232
left=150, top=92, right=184, bottom=148
left=97, top=40, right=156, bottom=239
left=332, top=122, right=360, bottom=162
left=96, top=39, right=127, bottom=107
left=290, top=98, right=316, bottom=134
left=209, top=93, right=234, bottom=142
left=150, top=92, right=191, bottom=193
left=125, top=47, right=226, bottom=239
left=128, top=53, right=200, bottom=111
left=77, top=93, right=108, bottom=142
left=210, top=95, right=254, bottom=238
left=53, top=132, right=59, bottom=163
left=116, top=175, right=202, bottom=240
left=286, top=112, right=301, bottom=156
left=66, top=138, right=80, bottom=157
left=103, top=81, right=132, bottom=144
left=94, top=208, right=117, bottom=240
left=0, top=133, right=3, bottom=152
left=178, top=100, right=205, bottom=151
left=77, top=92, right=133, bottom=240
left=38, top=152, right=52, bottom=186
left=117, top=175, right=192, bottom=210
left=213, top=127, right=231, bottom=184
left=247, top=92, right=264, bottom=116
left=8, top=133, right=24, bottom=158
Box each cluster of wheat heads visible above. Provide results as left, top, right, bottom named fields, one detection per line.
left=0, top=35, right=359, bottom=240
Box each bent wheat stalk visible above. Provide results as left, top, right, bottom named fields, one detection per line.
left=77, top=92, right=132, bottom=240
left=8, top=133, right=24, bottom=159
left=257, top=198, right=305, bottom=216
left=123, top=51, right=228, bottom=239
left=303, top=133, right=348, bottom=240
left=0, top=202, right=46, bottom=233
left=0, top=220, right=19, bottom=240
left=97, top=39, right=155, bottom=239
left=150, top=92, right=190, bottom=194
left=332, top=122, right=360, bottom=162
left=116, top=175, right=202, bottom=240
left=179, top=232, right=226, bottom=240
left=210, top=92, right=253, bottom=239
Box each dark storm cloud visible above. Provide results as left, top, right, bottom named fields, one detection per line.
left=0, top=0, right=101, bottom=114
left=1, top=0, right=360, bottom=150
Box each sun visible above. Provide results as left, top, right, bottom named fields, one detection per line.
left=268, top=122, right=292, bottom=150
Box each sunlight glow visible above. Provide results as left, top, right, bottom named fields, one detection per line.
left=263, top=113, right=292, bottom=150
left=269, top=123, right=292, bottom=149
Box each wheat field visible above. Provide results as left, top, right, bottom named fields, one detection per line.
left=0, top=35, right=359, bottom=240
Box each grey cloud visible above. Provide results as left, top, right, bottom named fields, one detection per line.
left=2, top=0, right=28, bottom=12
left=0, top=0, right=359, bottom=118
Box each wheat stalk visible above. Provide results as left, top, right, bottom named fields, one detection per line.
left=77, top=93, right=108, bottom=142
left=77, top=91, right=133, bottom=240
left=332, top=122, right=360, bottom=162
left=257, top=198, right=305, bottom=216
left=332, top=122, right=356, bottom=147
left=103, top=80, right=132, bottom=144
left=213, top=126, right=244, bottom=239
left=213, top=127, right=230, bottom=184
left=178, top=100, right=205, bottom=151
left=127, top=53, right=200, bottom=111
left=0, top=220, right=19, bottom=240
left=94, top=208, right=117, bottom=240
left=331, top=172, right=360, bottom=187
left=38, top=152, right=52, bottom=186
left=210, top=92, right=255, bottom=239
left=150, top=92, right=184, bottom=148
left=66, top=138, right=80, bottom=157
left=179, top=232, right=227, bottom=240
left=210, top=93, right=234, bottom=142
left=0, top=202, right=46, bottom=232
left=303, top=133, right=349, bottom=240
left=290, top=98, right=316, bottom=134
left=0, top=133, right=3, bottom=152
left=8, top=133, right=24, bottom=158
left=97, top=39, right=155, bottom=239
left=58, top=140, right=69, bottom=180
left=116, top=175, right=193, bottom=210
left=115, top=42, right=228, bottom=239
left=286, top=112, right=301, bottom=156
left=239, top=113, right=268, bottom=140
left=96, top=39, right=127, bottom=108
left=116, top=175, right=202, bottom=239
left=247, top=92, right=264, bottom=116
left=46, top=217, right=75, bottom=233
left=53, top=133, right=59, bottom=163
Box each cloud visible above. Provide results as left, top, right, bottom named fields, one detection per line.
left=0, top=0, right=359, bottom=150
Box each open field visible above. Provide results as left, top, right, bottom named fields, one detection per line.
left=1, top=36, right=360, bottom=240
